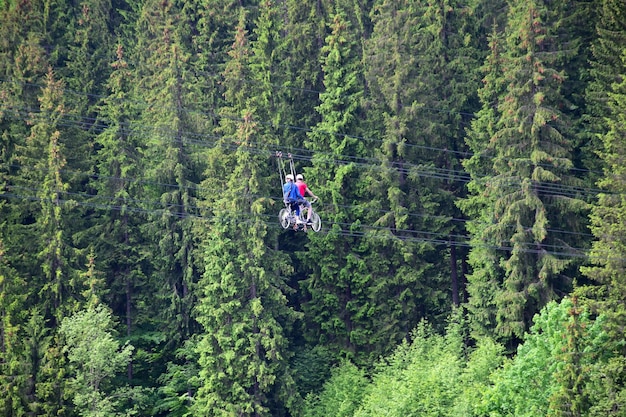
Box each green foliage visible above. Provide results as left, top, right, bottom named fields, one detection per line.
left=132, top=0, right=208, bottom=351
left=581, top=3, right=626, bottom=412
left=16, top=68, right=85, bottom=323
left=1, top=0, right=624, bottom=414
left=453, top=337, right=505, bottom=416
left=362, top=0, right=486, bottom=342
left=354, top=320, right=463, bottom=417
left=584, top=0, right=626, bottom=146
left=301, top=7, right=390, bottom=366
left=305, top=315, right=500, bottom=417
left=458, top=25, right=506, bottom=338
left=60, top=305, right=134, bottom=416
left=304, top=361, right=369, bottom=417
left=548, top=297, right=590, bottom=416
left=479, top=298, right=602, bottom=417
left=0, top=239, right=30, bottom=416
left=291, top=345, right=335, bottom=399
left=155, top=338, right=199, bottom=417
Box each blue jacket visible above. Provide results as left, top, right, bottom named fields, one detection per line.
left=283, top=182, right=303, bottom=202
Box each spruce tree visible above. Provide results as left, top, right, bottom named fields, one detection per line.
left=0, top=5, right=70, bottom=414
left=459, top=26, right=508, bottom=337
left=88, top=44, right=150, bottom=382
left=22, top=69, right=84, bottom=416
left=193, top=11, right=299, bottom=416
left=179, top=0, right=243, bottom=120
left=132, top=0, right=206, bottom=349
left=462, top=0, right=589, bottom=341
left=16, top=68, right=83, bottom=323
left=300, top=8, right=377, bottom=365
left=581, top=3, right=626, bottom=409
left=0, top=239, right=29, bottom=415
left=584, top=0, right=626, bottom=166
left=0, top=0, right=52, bottom=283
left=360, top=0, right=483, bottom=347
left=272, top=0, right=330, bottom=149
left=62, top=0, right=114, bottom=118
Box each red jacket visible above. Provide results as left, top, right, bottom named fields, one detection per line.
left=296, top=181, right=309, bottom=197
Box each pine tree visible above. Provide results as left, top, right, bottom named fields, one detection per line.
left=60, top=0, right=115, bottom=195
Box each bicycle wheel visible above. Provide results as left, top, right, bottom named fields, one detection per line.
left=310, top=211, right=321, bottom=232
left=279, top=209, right=291, bottom=229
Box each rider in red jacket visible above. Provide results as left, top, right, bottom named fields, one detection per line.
left=295, top=174, right=318, bottom=223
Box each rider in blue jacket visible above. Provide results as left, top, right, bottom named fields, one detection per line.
left=283, top=174, right=307, bottom=220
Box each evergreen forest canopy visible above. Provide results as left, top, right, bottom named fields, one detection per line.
left=1, top=0, right=626, bottom=415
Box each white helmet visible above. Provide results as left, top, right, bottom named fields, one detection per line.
left=296, top=174, right=304, bottom=180
left=286, top=174, right=294, bottom=181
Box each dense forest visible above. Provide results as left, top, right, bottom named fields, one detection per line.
left=1, top=0, right=626, bottom=415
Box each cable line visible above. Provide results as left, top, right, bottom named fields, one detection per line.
left=0, top=102, right=608, bottom=200
left=2, top=186, right=603, bottom=261
left=0, top=159, right=597, bottom=240
left=0, top=77, right=607, bottom=252
left=3, top=76, right=605, bottom=169
left=2, top=178, right=596, bottom=247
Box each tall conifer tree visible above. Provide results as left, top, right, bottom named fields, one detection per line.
left=301, top=8, right=368, bottom=361
left=13, top=68, right=81, bottom=417
left=88, top=45, right=149, bottom=381
left=0, top=5, right=71, bottom=414
left=132, top=0, right=206, bottom=349
left=583, top=0, right=624, bottom=166
left=180, top=0, right=244, bottom=120
left=63, top=0, right=113, bottom=118
left=194, top=11, right=299, bottom=416
left=20, top=69, right=83, bottom=322
left=462, top=0, right=588, bottom=341
left=0, top=0, right=52, bottom=283
left=362, top=0, right=482, bottom=340
left=282, top=0, right=327, bottom=127
left=459, top=26, right=507, bottom=337
left=0, top=239, right=29, bottom=415
left=581, top=2, right=626, bottom=410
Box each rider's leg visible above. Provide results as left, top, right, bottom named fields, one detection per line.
left=292, top=203, right=303, bottom=223
left=302, top=200, right=312, bottom=222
